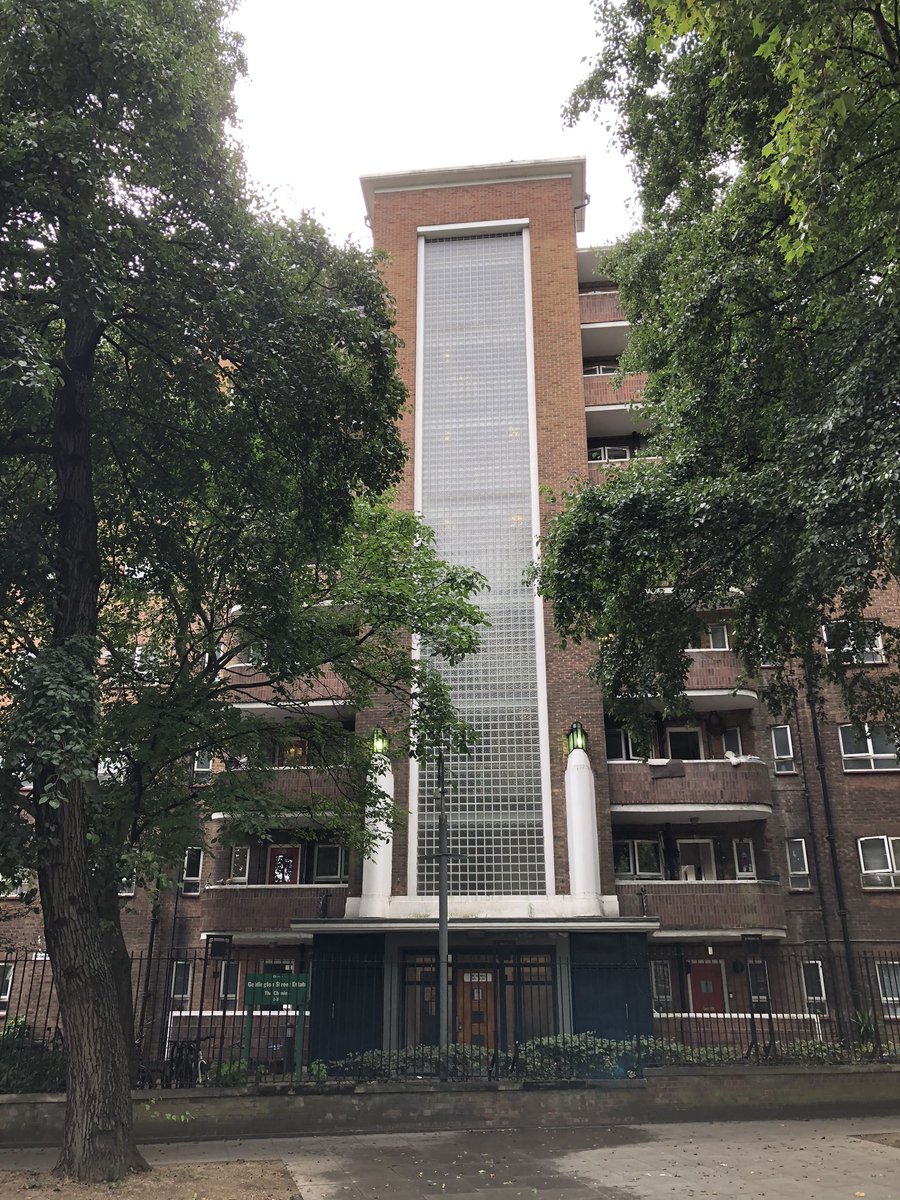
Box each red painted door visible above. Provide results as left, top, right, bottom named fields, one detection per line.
left=689, top=962, right=726, bottom=1013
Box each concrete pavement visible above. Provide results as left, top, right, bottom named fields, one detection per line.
left=0, top=1116, right=897, bottom=1198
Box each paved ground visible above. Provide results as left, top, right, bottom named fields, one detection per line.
left=0, top=1116, right=898, bottom=1199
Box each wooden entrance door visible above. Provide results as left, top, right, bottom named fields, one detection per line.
left=455, top=969, right=497, bottom=1048
left=689, top=961, right=726, bottom=1013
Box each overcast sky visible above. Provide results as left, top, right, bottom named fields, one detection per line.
left=230, top=0, right=638, bottom=249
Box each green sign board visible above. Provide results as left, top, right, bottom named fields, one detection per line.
left=242, top=973, right=309, bottom=1080
left=244, top=972, right=308, bottom=1008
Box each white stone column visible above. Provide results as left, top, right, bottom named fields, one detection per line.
left=565, top=746, right=602, bottom=905
left=357, top=761, right=394, bottom=919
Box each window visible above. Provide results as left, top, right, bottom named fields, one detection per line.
left=650, top=960, right=674, bottom=1013
left=858, top=836, right=900, bottom=888
left=230, top=643, right=259, bottom=669
left=613, top=839, right=663, bottom=879
left=194, top=752, right=213, bottom=781
left=605, top=723, right=638, bottom=762
left=708, top=623, right=730, bottom=650
left=0, top=963, right=12, bottom=1010
left=687, top=623, right=729, bottom=651
left=181, top=848, right=203, bottom=895
left=877, top=962, right=900, bottom=1018
left=582, top=361, right=618, bottom=376
left=676, top=839, right=716, bottom=881
left=313, top=844, right=348, bottom=883
left=274, top=738, right=309, bottom=768
left=748, top=960, right=771, bottom=1013
left=118, top=876, right=136, bottom=897
left=267, top=846, right=300, bottom=885
left=733, top=838, right=756, bottom=879
left=786, top=838, right=811, bottom=890
left=771, top=725, right=796, bottom=773
left=170, top=961, right=192, bottom=1007
left=667, top=727, right=703, bottom=760
left=588, top=444, right=630, bottom=463
left=219, top=961, right=240, bottom=1010
left=823, top=620, right=885, bottom=664
left=839, top=724, right=899, bottom=771
left=801, top=961, right=828, bottom=1015
left=229, top=846, right=249, bottom=883
left=723, top=727, right=743, bottom=757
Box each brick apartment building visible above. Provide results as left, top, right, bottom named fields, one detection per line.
left=2, top=158, right=899, bottom=1065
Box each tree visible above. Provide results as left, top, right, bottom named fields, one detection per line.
left=535, top=1, right=900, bottom=734
left=0, top=0, right=482, bottom=1181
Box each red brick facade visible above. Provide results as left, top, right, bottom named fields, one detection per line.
left=2, top=158, right=897, bottom=990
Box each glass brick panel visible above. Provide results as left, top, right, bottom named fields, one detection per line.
left=417, top=232, right=545, bottom=896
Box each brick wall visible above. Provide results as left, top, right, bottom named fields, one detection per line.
left=608, top=759, right=772, bottom=809
left=583, top=371, right=646, bottom=408
left=616, top=880, right=786, bottom=931
left=579, top=291, right=626, bottom=323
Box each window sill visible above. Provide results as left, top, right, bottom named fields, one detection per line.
left=204, top=882, right=349, bottom=891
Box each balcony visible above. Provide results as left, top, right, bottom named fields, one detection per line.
left=616, top=880, right=786, bottom=937
left=223, top=664, right=351, bottom=708
left=583, top=372, right=645, bottom=409
left=608, top=759, right=773, bottom=822
left=196, top=884, right=347, bottom=933
left=579, top=291, right=625, bottom=324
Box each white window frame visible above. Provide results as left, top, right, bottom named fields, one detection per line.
left=588, top=444, right=631, bottom=464
left=877, top=962, right=900, bottom=1018
left=170, top=960, right=193, bottom=1007
left=676, top=838, right=717, bottom=881
left=732, top=838, right=757, bottom=879
left=801, top=960, right=828, bottom=1016
left=613, top=838, right=663, bottom=879
left=219, top=961, right=240, bottom=1008
left=229, top=846, right=249, bottom=883
left=722, top=727, right=743, bottom=757
left=193, top=752, right=213, bottom=780
left=823, top=620, right=885, bottom=664
left=707, top=622, right=730, bottom=650
left=666, top=726, right=705, bottom=761
left=839, top=724, right=900, bottom=772
left=118, top=876, right=136, bottom=897
left=748, top=959, right=771, bottom=1013
left=313, top=844, right=348, bottom=884
left=857, top=836, right=900, bottom=889
left=771, top=725, right=796, bottom=773
left=0, top=963, right=13, bottom=1006
left=582, top=362, right=618, bottom=376
left=267, top=845, right=301, bottom=885
left=181, top=847, right=203, bottom=895
left=650, top=960, right=674, bottom=1014
left=605, top=724, right=639, bottom=762
left=785, top=838, right=811, bottom=890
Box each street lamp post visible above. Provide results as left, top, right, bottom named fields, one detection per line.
left=436, top=750, right=450, bottom=1073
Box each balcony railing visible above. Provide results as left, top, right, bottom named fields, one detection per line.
left=616, top=880, right=786, bottom=933
left=686, top=649, right=749, bottom=692
left=583, top=372, right=646, bottom=408
left=608, top=759, right=772, bottom=811
left=222, top=664, right=351, bottom=707
left=191, top=884, right=348, bottom=932
left=579, top=291, right=626, bottom=324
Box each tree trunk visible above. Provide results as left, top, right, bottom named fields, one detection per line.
left=35, top=307, right=148, bottom=1181
left=36, top=796, right=148, bottom=1180
left=97, top=879, right=141, bottom=1087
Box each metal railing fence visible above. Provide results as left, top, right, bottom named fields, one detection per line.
left=0, top=943, right=898, bottom=1090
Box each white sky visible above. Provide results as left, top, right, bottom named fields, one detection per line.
left=230, top=0, right=639, bottom=249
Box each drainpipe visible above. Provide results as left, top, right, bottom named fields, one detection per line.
left=803, top=666, right=861, bottom=1009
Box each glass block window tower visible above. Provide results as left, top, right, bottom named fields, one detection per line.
left=416, top=230, right=546, bottom=896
